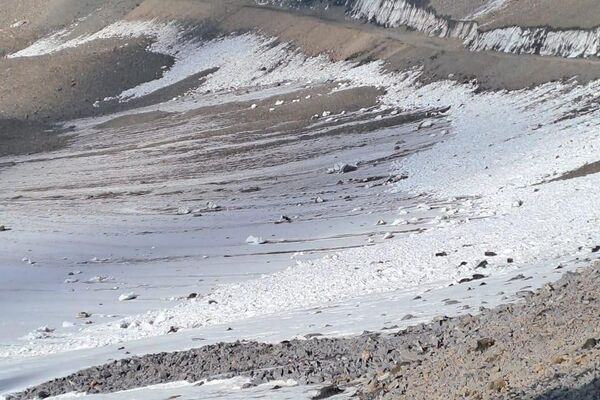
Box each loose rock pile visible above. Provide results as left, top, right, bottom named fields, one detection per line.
left=10, top=262, right=600, bottom=400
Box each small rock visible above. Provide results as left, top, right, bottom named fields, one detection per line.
left=476, top=260, right=488, bottom=269
left=187, top=293, right=198, bottom=299
left=240, top=186, right=261, bottom=193
left=177, top=207, right=192, bottom=215
left=508, top=274, right=526, bottom=281
left=582, top=338, right=598, bottom=350
left=418, top=120, right=434, bottom=130
left=488, top=378, right=506, bottom=392
left=205, top=201, right=221, bottom=212
left=516, top=290, right=534, bottom=298
left=0, top=225, right=7, bottom=232
left=246, top=235, right=266, bottom=245
left=305, top=333, right=323, bottom=339
left=435, top=252, right=448, bottom=257
left=275, top=215, right=292, bottom=224
left=311, top=385, right=344, bottom=399
left=77, top=312, right=91, bottom=319
left=118, top=292, right=138, bottom=302
left=484, top=251, right=497, bottom=256
left=458, top=274, right=486, bottom=284
left=327, top=163, right=358, bottom=174
left=383, top=232, right=394, bottom=240
left=551, top=355, right=567, bottom=365
left=475, top=338, right=495, bottom=352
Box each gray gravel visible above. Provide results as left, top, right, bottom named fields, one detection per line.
left=9, top=262, right=600, bottom=399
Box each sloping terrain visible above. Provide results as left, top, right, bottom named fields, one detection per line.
left=1, top=1, right=600, bottom=399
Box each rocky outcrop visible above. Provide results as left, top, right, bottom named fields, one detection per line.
left=350, top=0, right=478, bottom=40
left=466, top=25, right=600, bottom=58
left=348, top=0, right=600, bottom=58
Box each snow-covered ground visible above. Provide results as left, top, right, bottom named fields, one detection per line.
left=2, top=16, right=600, bottom=399
left=40, top=377, right=355, bottom=400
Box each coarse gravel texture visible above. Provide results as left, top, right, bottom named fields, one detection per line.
left=9, top=262, right=600, bottom=400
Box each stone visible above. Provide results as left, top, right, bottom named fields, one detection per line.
left=582, top=338, right=598, bottom=350
left=475, top=338, right=495, bottom=352
left=488, top=378, right=506, bottom=392
left=240, top=186, right=261, bottom=193
left=246, top=236, right=266, bottom=245
left=327, top=163, right=358, bottom=174
left=275, top=215, right=292, bottom=224
left=310, top=384, right=343, bottom=399
left=118, top=292, right=138, bottom=301
left=418, top=120, right=434, bottom=130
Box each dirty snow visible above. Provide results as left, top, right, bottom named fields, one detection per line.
left=2, top=16, right=600, bottom=399
left=2, top=29, right=600, bottom=361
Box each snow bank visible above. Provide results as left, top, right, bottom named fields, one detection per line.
left=7, top=20, right=179, bottom=59
left=3, top=14, right=600, bottom=360
left=3, top=40, right=600, bottom=357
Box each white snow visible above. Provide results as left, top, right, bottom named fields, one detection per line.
left=1, top=17, right=600, bottom=399
left=3, top=70, right=600, bottom=359
left=3, top=28, right=600, bottom=355
left=41, top=377, right=351, bottom=400
left=8, top=20, right=178, bottom=59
